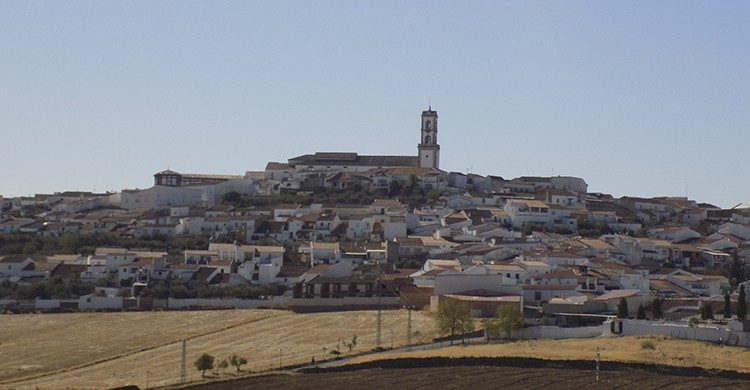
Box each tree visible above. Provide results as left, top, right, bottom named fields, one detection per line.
left=485, top=306, right=525, bottom=340
left=221, top=191, right=242, bottom=205
left=617, top=297, right=629, bottom=319
left=435, top=298, right=474, bottom=345
left=218, top=359, right=229, bottom=372
left=636, top=304, right=647, bottom=319
left=738, top=285, right=747, bottom=320
left=387, top=180, right=402, bottom=197
left=230, top=354, right=248, bottom=373
left=652, top=298, right=663, bottom=319
left=194, top=353, right=215, bottom=377
left=701, top=303, right=714, bottom=320
left=724, top=293, right=732, bottom=318
left=726, top=254, right=747, bottom=286
left=345, top=335, right=358, bottom=352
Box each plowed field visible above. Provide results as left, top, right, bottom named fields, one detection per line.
left=188, top=365, right=749, bottom=390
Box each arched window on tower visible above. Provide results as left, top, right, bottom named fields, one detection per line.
left=425, top=120, right=431, bottom=130
left=425, top=135, right=431, bottom=144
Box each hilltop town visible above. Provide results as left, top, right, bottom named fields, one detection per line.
left=2, top=108, right=749, bottom=342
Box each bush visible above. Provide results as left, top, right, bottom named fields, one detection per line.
left=641, top=340, right=656, bottom=350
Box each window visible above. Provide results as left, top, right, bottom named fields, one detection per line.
left=534, top=291, right=542, bottom=300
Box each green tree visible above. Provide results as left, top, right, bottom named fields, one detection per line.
left=484, top=305, right=525, bottom=340
left=21, top=240, right=40, bottom=254
left=217, top=359, right=229, bottom=372
left=636, top=304, right=647, bottom=319
left=726, top=254, right=747, bottom=286
left=387, top=180, right=402, bottom=197
left=738, top=285, right=747, bottom=320
left=652, top=298, right=663, bottom=319
left=617, top=297, right=629, bottom=319
left=194, top=353, right=215, bottom=377
left=230, top=353, right=248, bottom=373
left=221, top=191, right=243, bottom=205
left=435, top=298, right=474, bottom=345
left=701, top=303, right=714, bottom=320
left=724, top=293, right=732, bottom=318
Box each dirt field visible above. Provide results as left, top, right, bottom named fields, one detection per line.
left=0, top=309, right=436, bottom=389
left=347, top=335, right=750, bottom=373
left=187, top=366, right=750, bottom=389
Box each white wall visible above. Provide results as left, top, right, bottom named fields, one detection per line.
left=607, top=319, right=749, bottom=346
left=434, top=274, right=521, bottom=295
left=500, top=325, right=604, bottom=340
left=166, top=298, right=271, bottom=309
left=35, top=299, right=61, bottom=309
left=79, top=296, right=124, bottom=310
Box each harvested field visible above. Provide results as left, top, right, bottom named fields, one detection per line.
left=188, top=365, right=750, bottom=389
left=0, top=309, right=436, bottom=389
left=347, top=335, right=750, bottom=373
left=0, top=310, right=283, bottom=382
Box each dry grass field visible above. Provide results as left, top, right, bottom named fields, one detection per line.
left=0, top=309, right=436, bottom=389
left=347, top=335, right=750, bottom=373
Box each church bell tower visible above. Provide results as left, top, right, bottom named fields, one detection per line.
left=418, top=106, right=440, bottom=169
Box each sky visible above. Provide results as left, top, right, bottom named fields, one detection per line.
left=1, top=1, right=748, bottom=208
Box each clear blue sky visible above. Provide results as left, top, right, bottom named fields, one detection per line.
left=1, top=2, right=748, bottom=207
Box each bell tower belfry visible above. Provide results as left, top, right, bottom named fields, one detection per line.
left=418, top=106, right=440, bottom=169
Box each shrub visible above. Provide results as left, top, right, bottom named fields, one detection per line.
left=641, top=340, right=656, bottom=350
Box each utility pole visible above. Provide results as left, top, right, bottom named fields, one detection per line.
left=145, top=370, right=150, bottom=390
left=407, top=307, right=413, bottom=351
left=376, top=276, right=382, bottom=349
left=179, top=339, right=187, bottom=384
left=596, top=347, right=600, bottom=383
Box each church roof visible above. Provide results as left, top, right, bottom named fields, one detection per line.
left=288, top=152, right=418, bottom=168
left=422, top=106, right=438, bottom=116
left=154, top=169, right=180, bottom=176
